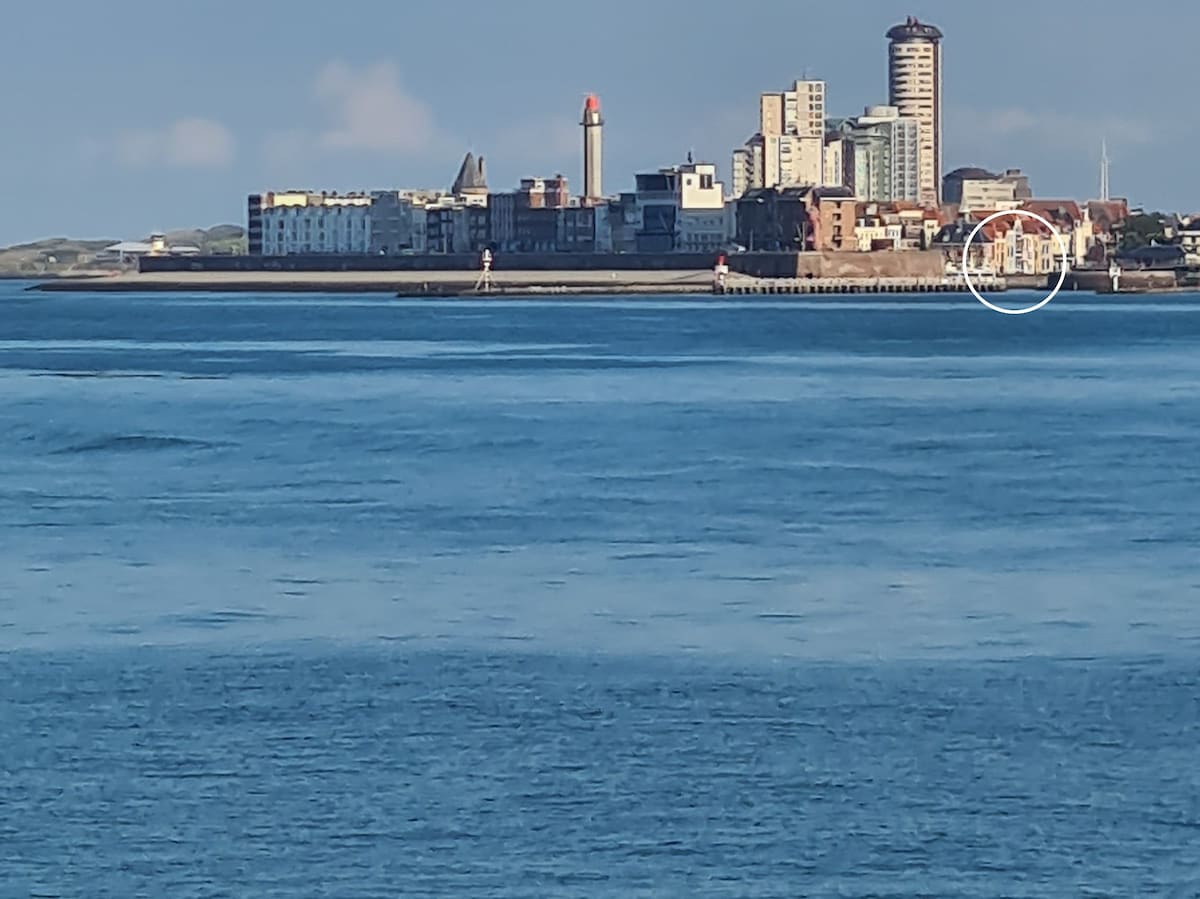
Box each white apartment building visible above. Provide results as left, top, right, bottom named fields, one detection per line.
left=259, top=192, right=372, bottom=255
left=253, top=189, right=452, bottom=256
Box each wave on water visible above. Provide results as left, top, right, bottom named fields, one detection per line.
left=49, top=434, right=224, bottom=455
left=32, top=371, right=165, bottom=379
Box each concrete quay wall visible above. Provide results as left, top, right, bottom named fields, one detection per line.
left=138, top=252, right=720, bottom=274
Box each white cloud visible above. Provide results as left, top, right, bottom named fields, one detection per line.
left=108, top=117, right=236, bottom=168
left=313, top=61, right=440, bottom=154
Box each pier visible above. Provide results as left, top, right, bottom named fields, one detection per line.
left=714, top=275, right=1005, bottom=295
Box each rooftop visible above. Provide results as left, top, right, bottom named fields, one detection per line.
left=887, top=16, right=943, bottom=41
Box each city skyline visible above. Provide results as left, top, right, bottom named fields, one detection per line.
left=0, top=1, right=1192, bottom=245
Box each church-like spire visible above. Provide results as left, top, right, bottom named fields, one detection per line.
left=452, top=151, right=488, bottom=195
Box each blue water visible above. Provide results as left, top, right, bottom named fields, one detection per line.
left=3, top=284, right=1200, bottom=895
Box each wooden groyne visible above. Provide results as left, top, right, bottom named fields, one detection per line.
left=715, top=276, right=1006, bottom=295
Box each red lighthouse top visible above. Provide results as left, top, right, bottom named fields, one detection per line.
left=584, top=94, right=600, bottom=112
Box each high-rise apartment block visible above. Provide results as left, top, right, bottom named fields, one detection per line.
left=731, top=79, right=827, bottom=196
left=841, top=105, right=921, bottom=203
left=886, top=17, right=943, bottom=205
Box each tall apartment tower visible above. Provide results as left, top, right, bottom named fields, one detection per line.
left=761, top=79, right=825, bottom=188
left=887, top=17, right=943, bottom=205
left=582, top=94, right=604, bottom=204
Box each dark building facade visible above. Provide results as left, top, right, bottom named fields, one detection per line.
left=557, top=206, right=596, bottom=253
left=488, top=176, right=572, bottom=251
left=736, top=188, right=811, bottom=252
left=426, top=206, right=490, bottom=253
left=247, top=194, right=264, bottom=255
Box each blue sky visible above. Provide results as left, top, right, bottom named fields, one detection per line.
left=0, top=0, right=1190, bottom=244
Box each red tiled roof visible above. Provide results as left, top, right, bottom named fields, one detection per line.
left=1023, top=199, right=1082, bottom=222
left=976, top=216, right=1055, bottom=240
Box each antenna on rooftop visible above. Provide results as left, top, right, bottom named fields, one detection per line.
left=1099, top=139, right=1110, bottom=202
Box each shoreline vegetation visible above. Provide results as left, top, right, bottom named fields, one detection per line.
left=0, top=227, right=243, bottom=279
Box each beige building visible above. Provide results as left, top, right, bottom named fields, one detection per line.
left=887, top=17, right=943, bottom=205
left=760, top=134, right=823, bottom=190
left=731, top=79, right=826, bottom=196
left=730, top=144, right=761, bottom=199
left=759, top=79, right=825, bottom=140
left=823, top=135, right=846, bottom=188
left=959, top=179, right=1021, bottom=212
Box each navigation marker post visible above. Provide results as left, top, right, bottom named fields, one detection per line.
left=475, top=248, right=495, bottom=294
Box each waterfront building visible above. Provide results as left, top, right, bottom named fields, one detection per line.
left=581, top=95, right=604, bottom=205
left=557, top=204, right=597, bottom=253
left=734, top=185, right=856, bottom=253
left=630, top=161, right=728, bottom=252
left=736, top=187, right=810, bottom=252
left=368, top=190, right=446, bottom=254
left=424, top=203, right=489, bottom=254
left=887, top=16, right=943, bottom=205
left=256, top=191, right=373, bottom=256
left=249, top=189, right=452, bottom=256
left=931, top=219, right=994, bottom=273
left=936, top=209, right=1087, bottom=276
left=96, top=235, right=202, bottom=264
left=1020, top=200, right=1095, bottom=265
left=809, top=187, right=858, bottom=251
left=488, top=175, right=571, bottom=252
left=855, top=202, right=940, bottom=251
left=1179, top=218, right=1200, bottom=265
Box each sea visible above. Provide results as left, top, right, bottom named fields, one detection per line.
left=2, top=282, right=1199, bottom=897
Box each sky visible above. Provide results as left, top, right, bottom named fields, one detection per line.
left=0, top=0, right=1192, bottom=245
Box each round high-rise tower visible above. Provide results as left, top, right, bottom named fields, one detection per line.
left=887, top=16, right=943, bottom=206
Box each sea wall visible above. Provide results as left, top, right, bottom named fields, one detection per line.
left=139, top=253, right=719, bottom=274
left=1066, top=269, right=1180, bottom=293
left=795, top=251, right=946, bottom=279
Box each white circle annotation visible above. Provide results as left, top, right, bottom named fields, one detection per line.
left=961, top=209, right=1070, bottom=315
